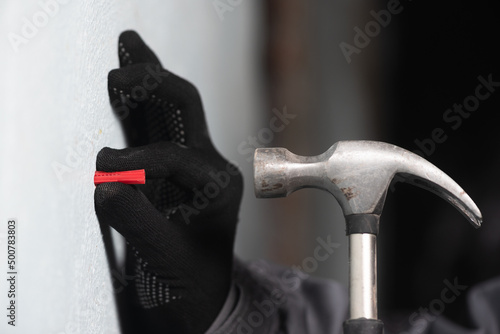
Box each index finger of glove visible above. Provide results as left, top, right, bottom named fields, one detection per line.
left=107, top=63, right=212, bottom=150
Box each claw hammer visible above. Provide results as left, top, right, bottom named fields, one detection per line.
left=253, top=141, right=482, bottom=334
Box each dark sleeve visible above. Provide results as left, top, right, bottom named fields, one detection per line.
left=207, top=260, right=500, bottom=334
left=422, top=277, right=500, bottom=334
left=206, top=258, right=348, bottom=334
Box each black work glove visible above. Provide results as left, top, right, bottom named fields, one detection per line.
left=95, top=31, right=243, bottom=334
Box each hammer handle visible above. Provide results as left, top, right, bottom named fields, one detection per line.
left=343, top=318, right=384, bottom=334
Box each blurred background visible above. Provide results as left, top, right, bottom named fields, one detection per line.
left=0, top=0, right=499, bottom=333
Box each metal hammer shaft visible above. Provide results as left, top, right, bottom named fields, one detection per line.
left=350, top=233, right=377, bottom=320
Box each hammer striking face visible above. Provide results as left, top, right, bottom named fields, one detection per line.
left=254, top=140, right=482, bottom=227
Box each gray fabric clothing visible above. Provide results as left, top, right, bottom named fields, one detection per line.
left=207, top=259, right=500, bottom=334
left=208, top=259, right=347, bottom=333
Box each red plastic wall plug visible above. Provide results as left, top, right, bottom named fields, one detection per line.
left=94, top=170, right=146, bottom=186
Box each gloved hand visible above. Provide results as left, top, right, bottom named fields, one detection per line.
left=95, top=31, right=243, bottom=334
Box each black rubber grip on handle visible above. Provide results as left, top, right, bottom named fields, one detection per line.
left=345, top=214, right=380, bottom=235
left=343, top=318, right=384, bottom=334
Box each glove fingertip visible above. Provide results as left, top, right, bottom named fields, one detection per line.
left=119, top=30, right=140, bottom=43
left=118, top=30, right=162, bottom=67
left=94, top=182, right=129, bottom=214
left=96, top=147, right=118, bottom=171
left=107, top=67, right=130, bottom=91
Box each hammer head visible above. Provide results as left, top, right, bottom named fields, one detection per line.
left=254, top=141, right=482, bottom=227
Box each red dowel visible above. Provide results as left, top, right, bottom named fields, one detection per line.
left=94, top=169, right=146, bottom=186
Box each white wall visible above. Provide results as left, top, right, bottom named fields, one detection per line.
left=0, top=1, right=264, bottom=332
